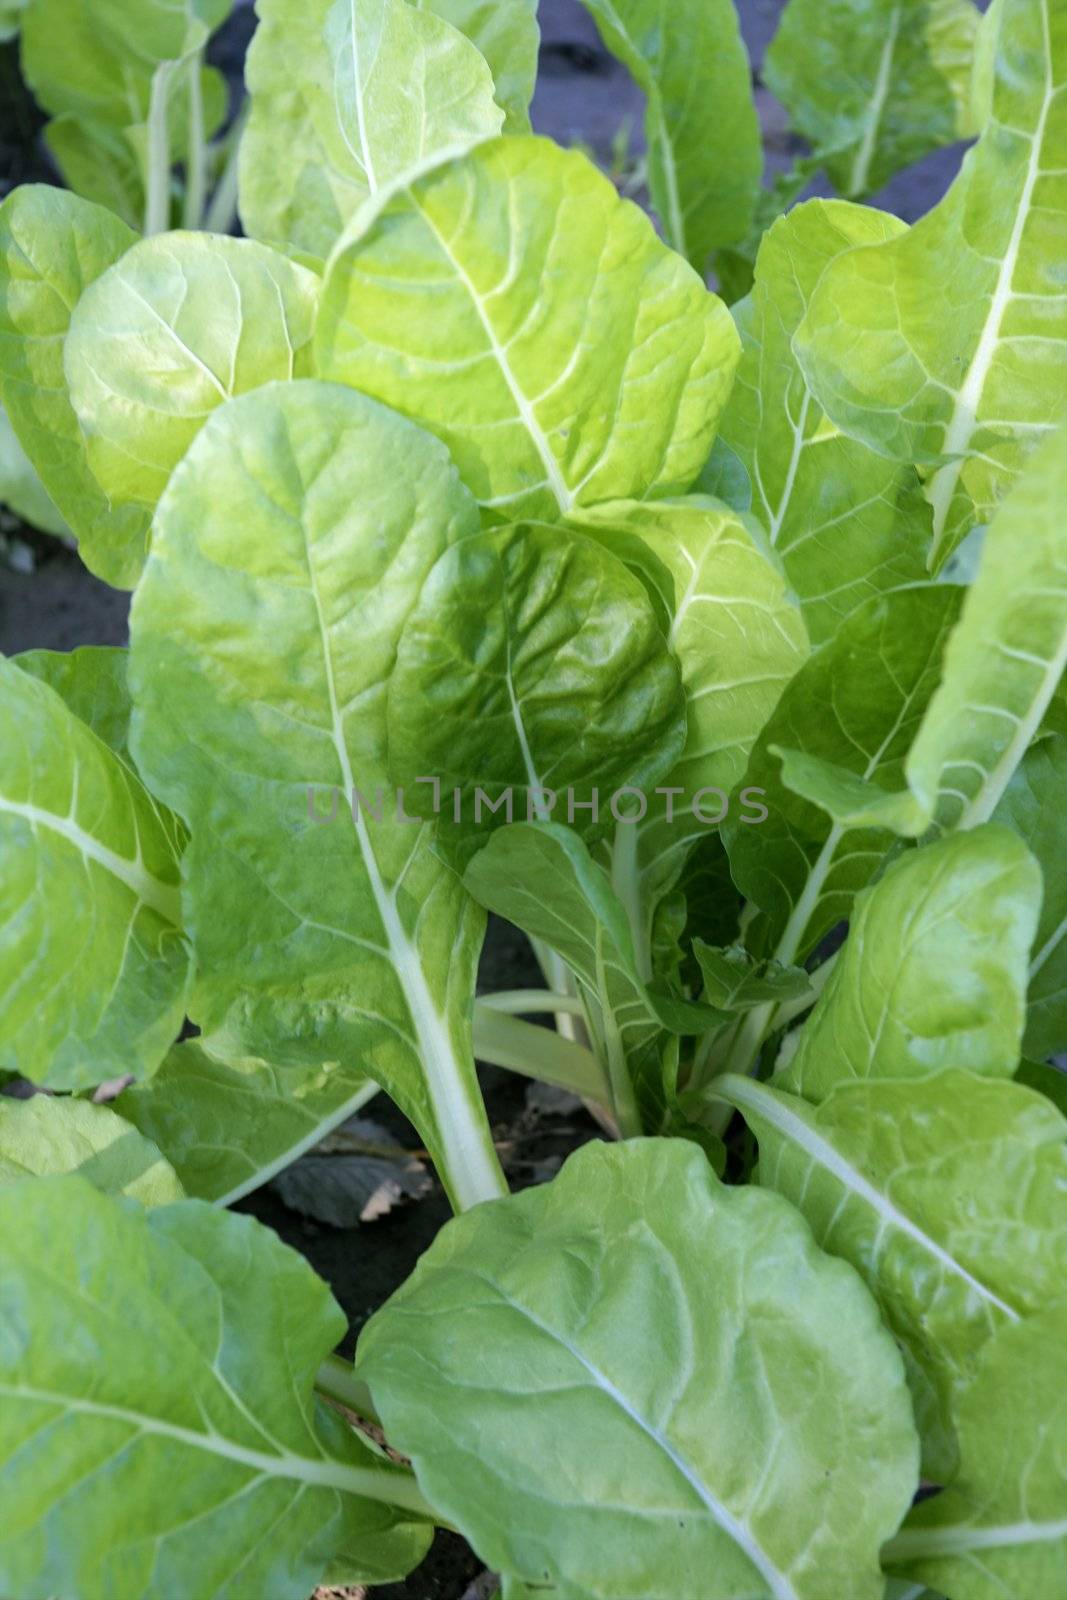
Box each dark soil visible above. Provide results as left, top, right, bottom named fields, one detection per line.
left=1, top=5, right=978, bottom=1595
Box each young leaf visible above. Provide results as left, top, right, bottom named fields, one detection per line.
left=693, top=943, right=811, bottom=1011
left=723, top=585, right=962, bottom=966
left=0, top=660, right=188, bottom=1090
left=0, top=1178, right=433, bottom=1598
left=716, top=1070, right=1067, bottom=1478
left=386, top=520, right=686, bottom=867
left=885, top=1308, right=1067, bottom=1599
left=765, top=0, right=980, bottom=198
left=43, top=115, right=146, bottom=232
left=65, top=232, right=320, bottom=515
left=117, top=1037, right=378, bottom=1206
left=128, top=380, right=506, bottom=1211
left=0, top=186, right=149, bottom=587
left=796, top=0, right=1067, bottom=566
left=578, top=0, right=762, bottom=265
left=717, top=200, right=930, bottom=644
left=410, top=0, right=540, bottom=133
left=357, top=1138, right=919, bottom=1600
left=0, top=1096, right=183, bottom=1204
left=994, top=735, right=1067, bottom=1056
left=239, top=0, right=504, bottom=267
left=780, top=826, right=1041, bottom=1101
left=317, top=136, right=739, bottom=520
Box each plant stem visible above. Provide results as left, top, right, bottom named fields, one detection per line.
left=182, top=53, right=207, bottom=231
left=144, top=61, right=176, bottom=235
left=316, top=1353, right=379, bottom=1423
left=479, top=989, right=585, bottom=1017
left=203, top=99, right=249, bottom=236
left=472, top=1001, right=609, bottom=1103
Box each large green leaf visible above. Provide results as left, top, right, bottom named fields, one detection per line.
left=578, top=0, right=762, bottom=265
left=0, top=659, right=188, bottom=1090
left=239, top=0, right=504, bottom=267
left=0, top=1178, right=432, bottom=1598
left=317, top=135, right=739, bottom=521
left=994, top=734, right=1067, bottom=1057
left=0, top=186, right=148, bottom=587
left=781, top=826, right=1041, bottom=1101
left=43, top=115, right=146, bottom=233
left=65, top=232, right=320, bottom=517
left=766, top=0, right=980, bottom=198
left=128, top=380, right=505, bottom=1210
left=796, top=0, right=1067, bottom=567
left=575, top=497, right=809, bottom=936
left=0, top=400, right=66, bottom=537
left=117, top=1037, right=378, bottom=1204
left=386, top=519, right=686, bottom=869
left=0, top=1095, right=183, bottom=1204
left=410, top=0, right=539, bottom=132
left=717, top=200, right=930, bottom=644
left=885, top=1308, right=1067, bottom=1598
left=716, top=1070, right=1067, bottom=1478
left=722, top=585, right=962, bottom=966
left=358, top=1138, right=919, bottom=1600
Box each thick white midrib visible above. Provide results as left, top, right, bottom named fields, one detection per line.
left=886, top=1513, right=1067, bottom=1559
left=719, top=1076, right=1020, bottom=1323
left=511, top=1304, right=800, bottom=1600
left=1, top=1383, right=427, bottom=1513
left=848, top=7, right=900, bottom=196
left=409, top=194, right=574, bottom=514
left=957, top=625, right=1067, bottom=827
left=928, top=76, right=1053, bottom=546
left=347, top=0, right=378, bottom=192
left=0, top=795, right=181, bottom=924
left=304, top=562, right=505, bottom=1210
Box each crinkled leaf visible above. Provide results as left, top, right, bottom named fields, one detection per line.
left=781, top=826, right=1041, bottom=1100
left=65, top=232, right=320, bottom=516
left=718, top=200, right=930, bottom=645
left=766, top=0, right=980, bottom=198
left=317, top=135, right=739, bottom=521
left=723, top=585, right=962, bottom=965
left=358, top=1138, right=918, bottom=1600
left=0, top=1096, right=183, bottom=1204
left=994, top=734, right=1067, bottom=1056
left=0, top=400, right=66, bottom=537
left=240, top=0, right=504, bottom=267
left=129, top=380, right=504, bottom=1210
left=693, top=942, right=811, bottom=1011
left=0, top=186, right=148, bottom=587
left=796, top=0, right=1067, bottom=566
left=579, top=0, right=762, bottom=265
left=411, top=0, right=539, bottom=132
left=0, top=659, right=188, bottom=1090
left=0, top=1179, right=432, bottom=1598
left=717, top=1070, right=1067, bottom=1478
left=886, top=1308, right=1067, bottom=1599
left=386, top=520, right=686, bottom=869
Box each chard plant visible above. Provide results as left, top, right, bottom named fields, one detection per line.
left=1, top=1, right=1066, bottom=1597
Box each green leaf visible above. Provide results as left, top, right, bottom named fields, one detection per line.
left=357, top=1137, right=919, bottom=1600
left=0, top=400, right=67, bottom=537
left=1016, top=1056, right=1067, bottom=1116
left=0, top=1178, right=433, bottom=1598
left=574, top=497, right=809, bottom=930
left=885, top=1307, right=1067, bottom=1599
left=766, top=0, right=980, bottom=198
left=0, top=1095, right=183, bottom=1203
left=410, top=0, right=539, bottom=132
left=386, top=519, right=686, bottom=871
left=316, top=135, right=740, bottom=521
left=780, top=826, right=1041, bottom=1101
left=0, top=186, right=149, bottom=587
left=117, top=1037, right=378, bottom=1205
left=43, top=115, right=146, bottom=232
left=796, top=0, right=1067, bottom=566
left=716, top=1070, right=1067, bottom=1478
left=65, top=232, right=320, bottom=516
left=128, top=380, right=506, bottom=1211
left=723, top=585, right=962, bottom=966
left=0, top=658, right=188, bottom=1090
left=693, top=942, right=811, bottom=1011
left=14, top=646, right=135, bottom=766
left=994, top=735, right=1067, bottom=1056
left=717, top=200, right=930, bottom=645
left=578, top=0, right=762, bottom=265
left=239, top=0, right=504, bottom=268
